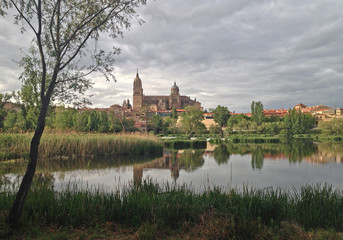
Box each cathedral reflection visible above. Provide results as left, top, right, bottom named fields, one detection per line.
left=133, top=149, right=205, bottom=185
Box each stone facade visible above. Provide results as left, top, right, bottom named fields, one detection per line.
left=132, top=72, right=202, bottom=111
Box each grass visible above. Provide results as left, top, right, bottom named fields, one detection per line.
left=1, top=180, right=343, bottom=238
left=0, top=132, right=163, bottom=162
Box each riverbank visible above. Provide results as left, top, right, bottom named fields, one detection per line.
left=0, top=132, right=163, bottom=162
left=1, top=182, right=343, bottom=239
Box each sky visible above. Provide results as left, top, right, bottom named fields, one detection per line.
left=0, top=0, right=343, bottom=113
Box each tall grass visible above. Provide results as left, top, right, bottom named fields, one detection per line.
left=1, top=180, right=342, bottom=231
left=0, top=132, right=163, bottom=162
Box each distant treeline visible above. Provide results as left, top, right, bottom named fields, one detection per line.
left=1, top=93, right=342, bottom=137
left=0, top=105, right=138, bottom=133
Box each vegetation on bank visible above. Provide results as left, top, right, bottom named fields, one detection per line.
left=0, top=132, right=163, bottom=162
left=1, top=180, right=343, bottom=239
left=163, top=139, right=207, bottom=149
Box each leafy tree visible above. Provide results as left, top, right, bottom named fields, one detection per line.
left=74, top=111, right=88, bottom=132
left=209, top=124, right=221, bottom=135
left=227, top=114, right=250, bottom=128
left=148, top=114, right=163, bottom=134
left=319, top=118, right=343, bottom=135
left=85, top=111, right=98, bottom=132
left=1, top=0, right=146, bottom=227
left=172, top=107, right=178, bottom=120
left=213, top=105, right=230, bottom=137
left=251, top=101, right=264, bottom=126
left=283, top=108, right=315, bottom=139
left=123, top=118, right=138, bottom=132
left=264, top=115, right=282, bottom=123
left=3, top=110, right=17, bottom=131
left=235, top=118, right=251, bottom=134
left=109, top=112, right=124, bottom=132
left=0, top=92, right=13, bottom=130
left=54, top=107, right=76, bottom=129
left=97, top=111, right=109, bottom=133
left=180, top=107, right=205, bottom=137
left=163, top=116, right=178, bottom=134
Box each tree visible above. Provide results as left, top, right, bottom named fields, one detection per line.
left=97, top=111, right=109, bottom=133
left=1, top=0, right=146, bottom=227
left=319, top=118, right=343, bottom=135
left=163, top=116, right=178, bottom=134
left=148, top=114, right=163, bottom=134
left=213, top=105, right=230, bottom=137
left=172, top=107, right=178, bottom=119
left=180, top=107, right=205, bottom=137
left=251, top=101, right=264, bottom=126
left=0, top=92, right=13, bottom=130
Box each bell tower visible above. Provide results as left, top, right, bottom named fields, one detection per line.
left=133, top=71, right=143, bottom=109
left=170, top=82, right=181, bottom=109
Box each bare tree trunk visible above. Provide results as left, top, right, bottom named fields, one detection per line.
left=7, top=100, right=49, bottom=229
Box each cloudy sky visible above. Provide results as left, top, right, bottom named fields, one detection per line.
left=1, top=0, right=343, bottom=112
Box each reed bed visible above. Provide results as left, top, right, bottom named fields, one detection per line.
left=0, top=133, right=163, bottom=161
left=1, top=180, right=342, bottom=232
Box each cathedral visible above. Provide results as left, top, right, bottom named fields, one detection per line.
left=132, top=72, right=202, bottom=111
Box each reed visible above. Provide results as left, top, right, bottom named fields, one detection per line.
left=1, top=180, right=342, bottom=232
left=0, top=133, right=163, bottom=162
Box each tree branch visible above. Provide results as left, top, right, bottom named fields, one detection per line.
left=10, top=0, right=38, bottom=35
left=59, top=2, right=130, bottom=71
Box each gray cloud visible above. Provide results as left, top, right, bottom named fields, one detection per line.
left=1, top=0, right=343, bottom=112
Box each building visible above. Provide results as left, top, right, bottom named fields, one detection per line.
left=132, top=72, right=202, bottom=111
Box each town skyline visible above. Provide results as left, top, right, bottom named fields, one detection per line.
left=1, top=1, right=343, bottom=112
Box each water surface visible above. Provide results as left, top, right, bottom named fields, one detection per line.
left=3, top=141, right=343, bottom=192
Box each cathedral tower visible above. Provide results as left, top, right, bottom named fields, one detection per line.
left=170, top=82, right=181, bottom=109
left=133, top=72, right=143, bottom=109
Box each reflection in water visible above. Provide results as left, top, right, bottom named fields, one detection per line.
left=251, top=146, right=263, bottom=170
left=225, top=140, right=318, bottom=169
left=213, top=144, right=231, bottom=165
left=2, top=141, right=343, bottom=192
left=133, top=149, right=205, bottom=185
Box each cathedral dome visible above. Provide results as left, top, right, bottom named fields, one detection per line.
left=171, top=82, right=179, bottom=95
left=133, top=72, right=142, bottom=89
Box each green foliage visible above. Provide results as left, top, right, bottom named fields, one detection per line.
left=3, top=111, right=17, bottom=131
left=213, top=105, right=230, bottom=128
left=251, top=146, right=264, bottom=170
left=178, top=150, right=205, bottom=172
left=148, top=114, right=163, bottom=134
left=251, top=101, right=264, bottom=126
left=0, top=92, right=13, bottom=129
left=1, top=181, right=343, bottom=231
left=319, top=118, right=343, bottom=135
left=227, top=114, right=250, bottom=128
left=0, top=133, right=162, bottom=162
left=213, top=144, right=231, bottom=165
left=163, top=140, right=206, bottom=149
left=284, top=108, right=316, bottom=139
left=172, top=107, right=178, bottom=119
left=162, top=116, right=178, bottom=134
left=209, top=124, right=221, bottom=135
left=180, top=107, right=206, bottom=137
left=54, top=107, right=77, bottom=129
